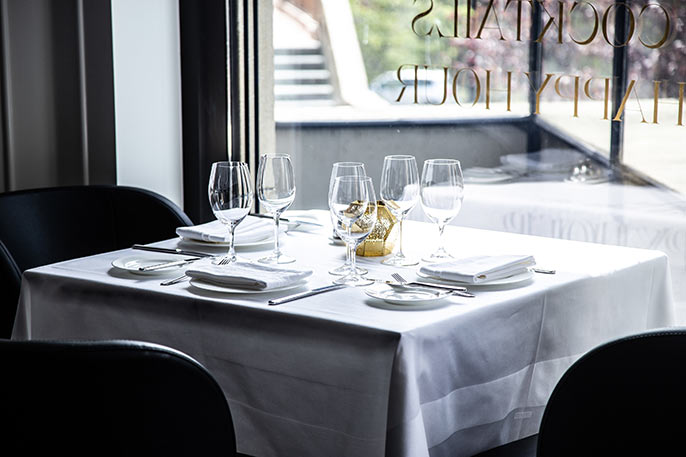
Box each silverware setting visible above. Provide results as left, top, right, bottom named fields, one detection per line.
left=160, top=256, right=231, bottom=286
left=160, top=274, right=190, bottom=286
left=390, top=272, right=475, bottom=298
left=533, top=268, right=556, bottom=275
left=139, top=258, right=199, bottom=272
left=250, top=213, right=324, bottom=228
left=268, top=283, right=346, bottom=306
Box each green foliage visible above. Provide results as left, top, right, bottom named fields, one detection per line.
left=349, top=0, right=464, bottom=81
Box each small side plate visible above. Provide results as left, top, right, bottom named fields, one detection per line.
left=112, top=255, right=186, bottom=276
left=365, top=283, right=452, bottom=306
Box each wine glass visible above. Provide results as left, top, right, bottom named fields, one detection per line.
left=329, top=176, right=377, bottom=287
left=208, top=161, right=254, bottom=264
left=420, top=159, right=464, bottom=262
left=257, top=153, right=296, bottom=264
left=328, top=162, right=368, bottom=276
left=380, top=155, right=419, bottom=266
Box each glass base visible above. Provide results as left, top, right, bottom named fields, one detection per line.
left=382, top=254, right=419, bottom=267
left=329, top=263, right=368, bottom=276
left=333, top=273, right=373, bottom=287
left=422, top=249, right=454, bottom=263
left=258, top=252, right=296, bottom=264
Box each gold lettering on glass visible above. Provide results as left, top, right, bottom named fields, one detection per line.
left=602, top=3, right=635, bottom=48
left=568, top=1, right=599, bottom=45
left=452, top=68, right=482, bottom=107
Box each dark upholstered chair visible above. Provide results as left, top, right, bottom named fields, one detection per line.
left=0, top=339, right=239, bottom=456
left=0, top=239, right=21, bottom=339
left=537, top=329, right=686, bottom=456
left=0, top=185, right=193, bottom=338
left=473, top=436, right=537, bottom=457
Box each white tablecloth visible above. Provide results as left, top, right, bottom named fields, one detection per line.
left=409, top=181, right=686, bottom=321
left=12, top=220, right=675, bottom=457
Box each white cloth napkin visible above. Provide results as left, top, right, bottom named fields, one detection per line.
left=176, top=217, right=272, bottom=244
left=186, top=261, right=313, bottom=290
left=420, top=255, right=536, bottom=284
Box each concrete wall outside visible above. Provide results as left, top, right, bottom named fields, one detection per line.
left=277, top=122, right=528, bottom=209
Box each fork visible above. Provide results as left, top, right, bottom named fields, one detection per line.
left=160, top=256, right=231, bottom=286
left=391, top=272, right=474, bottom=298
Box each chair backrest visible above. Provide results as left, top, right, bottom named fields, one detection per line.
left=0, top=186, right=193, bottom=338
left=537, top=329, right=686, bottom=456
left=0, top=339, right=237, bottom=456
left=0, top=185, right=193, bottom=273
left=0, top=240, right=21, bottom=339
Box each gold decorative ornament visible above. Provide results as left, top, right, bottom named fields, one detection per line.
left=356, top=201, right=399, bottom=257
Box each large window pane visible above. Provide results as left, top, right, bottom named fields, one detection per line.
left=269, top=0, right=686, bottom=321
left=539, top=0, right=614, bottom=157
left=622, top=0, right=686, bottom=193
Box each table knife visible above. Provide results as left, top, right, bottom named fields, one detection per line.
left=132, top=245, right=213, bottom=258
left=268, top=284, right=346, bottom=306
left=376, top=279, right=467, bottom=292
left=250, top=213, right=324, bottom=227
left=533, top=268, right=556, bottom=274
left=139, top=258, right=199, bottom=272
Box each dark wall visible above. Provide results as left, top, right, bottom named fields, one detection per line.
left=0, top=0, right=115, bottom=192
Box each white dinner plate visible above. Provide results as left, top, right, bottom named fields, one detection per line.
left=179, top=236, right=275, bottom=249
left=112, top=255, right=189, bottom=276
left=463, top=167, right=517, bottom=184
left=416, top=269, right=535, bottom=286
left=188, top=278, right=308, bottom=295
left=365, top=283, right=451, bottom=307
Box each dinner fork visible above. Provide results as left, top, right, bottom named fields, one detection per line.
left=391, top=273, right=475, bottom=298
left=160, top=256, right=231, bottom=286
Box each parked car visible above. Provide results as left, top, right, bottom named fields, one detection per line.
left=370, top=69, right=448, bottom=105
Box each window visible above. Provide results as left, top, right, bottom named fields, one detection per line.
left=255, top=1, right=686, bottom=319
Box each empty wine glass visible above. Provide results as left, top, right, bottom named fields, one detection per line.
left=257, top=153, right=296, bottom=264
left=208, top=161, right=254, bottom=264
left=420, top=159, right=464, bottom=262
left=329, top=176, right=377, bottom=287
left=328, top=162, right=368, bottom=276
left=380, top=155, right=419, bottom=266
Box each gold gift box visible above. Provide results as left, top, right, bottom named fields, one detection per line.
left=356, top=201, right=398, bottom=257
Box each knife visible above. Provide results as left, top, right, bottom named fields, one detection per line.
left=250, top=213, right=324, bottom=227
left=132, top=245, right=213, bottom=258
left=376, top=279, right=467, bottom=292
left=139, top=258, right=199, bottom=272
left=268, top=284, right=346, bottom=306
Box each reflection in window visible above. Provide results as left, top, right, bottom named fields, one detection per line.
left=270, top=0, right=686, bottom=321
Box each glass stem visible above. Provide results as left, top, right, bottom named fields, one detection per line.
left=345, top=243, right=352, bottom=268
left=227, top=222, right=237, bottom=262
left=348, top=226, right=357, bottom=278
left=438, top=223, right=446, bottom=253
left=397, top=218, right=405, bottom=258
left=273, top=213, right=281, bottom=257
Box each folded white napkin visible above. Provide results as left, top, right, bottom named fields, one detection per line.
left=420, top=255, right=536, bottom=284
left=176, top=217, right=272, bottom=244
left=186, top=261, right=313, bottom=290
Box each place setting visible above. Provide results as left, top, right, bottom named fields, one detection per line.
left=109, top=154, right=550, bottom=307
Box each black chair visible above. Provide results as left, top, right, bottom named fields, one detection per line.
left=473, top=436, right=537, bottom=457
left=0, top=339, right=239, bottom=456
left=537, top=329, right=686, bottom=456
left=0, top=185, right=193, bottom=338
left=0, top=239, right=21, bottom=339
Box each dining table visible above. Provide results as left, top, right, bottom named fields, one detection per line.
left=12, top=214, right=675, bottom=457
